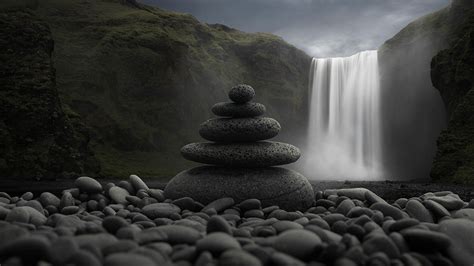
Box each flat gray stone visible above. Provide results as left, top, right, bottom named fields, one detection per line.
left=199, top=117, right=280, bottom=142
left=437, top=219, right=474, bottom=266
left=142, top=203, right=180, bottom=219
left=181, top=141, right=300, bottom=167
left=229, top=84, right=255, bottom=103
left=405, top=199, right=434, bottom=223
left=109, top=186, right=130, bottom=205
left=273, top=229, right=321, bottom=260
left=164, top=166, right=314, bottom=211
left=212, top=102, right=265, bottom=117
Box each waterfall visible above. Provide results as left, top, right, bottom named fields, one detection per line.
left=305, top=50, right=383, bottom=180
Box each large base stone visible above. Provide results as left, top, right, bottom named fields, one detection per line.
left=164, top=166, right=314, bottom=211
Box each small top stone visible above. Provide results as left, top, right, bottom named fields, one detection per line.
left=229, top=84, right=255, bottom=103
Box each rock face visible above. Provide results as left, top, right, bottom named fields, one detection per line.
left=165, top=85, right=314, bottom=210
left=430, top=1, right=474, bottom=183
left=0, top=10, right=99, bottom=180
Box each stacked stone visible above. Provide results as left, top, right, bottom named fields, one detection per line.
left=165, top=84, right=314, bottom=210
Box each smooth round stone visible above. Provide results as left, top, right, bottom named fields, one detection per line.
left=219, top=249, right=262, bottom=266
left=164, top=166, right=314, bottom=211
left=437, top=219, right=474, bottom=266
left=370, top=203, right=406, bottom=220
left=104, top=253, right=155, bottom=266
left=426, top=195, right=465, bottom=210
left=401, top=229, right=451, bottom=251
left=129, top=175, right=149, bottom=191
left=362, top=234, right=400, bottom=259
left=74, top=176, right=102, bottom=194
left=0, top=236, right=50, bottom=263
left=199, top=117, right=280, bottom=142
left=336, top=199, right=356, bottom=216
left=229, top=84, right=255, bottom=103
left=109, top=187, right=130, bottom=205
left=142, top=203, right=180, bottom=219
left=181, top=141, right=300, bottom=167
left=424, top=199, right=450, bottom=218
left=239, top=199, right=262, bottom=212
left=6, top=206, right=46, bottom=226
left=196, top=232, right=241, bottom=254
left=273, top=229, right=321, bottom=260
left=153, top=225, right=201, bottom=244
left=203, top=198, right=235, bottom=213
left=207, top=215, right=232, bottom=235
left=212, top=102, right=265, bottom=118
left=103, top=216, right=129, bottom=234
left=405, top=200, right=434, bottom=223
left=452, top=208, right=474, bottom=221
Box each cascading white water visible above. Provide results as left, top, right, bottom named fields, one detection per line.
left=305, top=50, right=383, bottom=180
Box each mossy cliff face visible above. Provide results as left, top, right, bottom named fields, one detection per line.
left=430, top=0, right=474, bottom=183
left=11, top=0, right=310, bottom=179
left=0, top=10, right=99, bottom=180
left=378, top=7, right=450, bottom=180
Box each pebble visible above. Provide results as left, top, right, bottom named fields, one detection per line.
left=405, top=199, right=434, bottom=223
left=219, top=249, right=262, bottom=266
left=74, top=176, right=103, bottom=194
left=0, top=185, right=471, bottom=266
left=207, top=215, right=232, bottom=234
left=228, top=84, right=255, bottom=103
left=273, top=229, right=322, bottom=260
left=401, top=229, right=451, bottom=251
left=109, top=186, right=130, bottom=205
left=142, top=203, right=181, bottom=219
left=203, top=197, right=235, bottom=213
left=197, top=232, right=241, bottom=254
left=104, top=253, right=155, bottom=266
left=129, top=174, right=149, bottom=191
left=370, top=203, right=406, bottom=220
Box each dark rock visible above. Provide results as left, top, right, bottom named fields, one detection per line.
left=212, top=102, right=265, bottom=118
left=207, top=215, right=232, bottom=235
left=219, top=249, right=262, bottom=266
left=103, top=216, right=129, bottom=234
left=60, top=191, right=75, bottom=209
left=61, top=206, right=80, bottom=215
left=336, top=199, right=355, bottom=216
left=50, top=237, right=79, bottom=265
left=362, top=234, right=400, bottom=259
left=165, top=166, right=314, bottom=211
left=370, top=203, right=406, bottom=220
left=272, top=221, right=303, bottom=233
left=203, top=198, right=235, bottom=213
left=424, top=199, right=450, bottom=218
left=74, top=176, right=102, bottom=194
left=197, top=232, right=241, bottom=254
left=181, top=141, right=300, bottom=167
left=437, top=219, right=474, bottom=266
left=244, top=210, right=264, bottom=219
left=239, top=199, right=262, bottom=212
left=0, top=236, right=50, bottom=263
left=388, top=218, right=419, bottom=232
left=104, top=253, right=155, bottom=266
left=129, top=174, right=149, bottom=191
left=405, top=199, right=434, bottom=223
left=425, top=195, right=465, bottom=210
left=172, top=197, right=196, bottom=211
left=67, top=250, right=101, bottom=266
left=270, top=252, right=305, bottom=266
left=401, top=229, right=451, bottom=251
left=142, top=203, right=180, bottom=219
left=154, top=225, right=201, bottom=244
left=452, top=208, right=474, bottom=221
left=273, top=229, right=321, bottom=260
left=108, top=187, right=130, bottom=205
left=229, top=84, right=255, bottom=103
left=199, top=117, right=280, bottom=142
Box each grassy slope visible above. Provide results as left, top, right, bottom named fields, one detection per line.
left=32, top=0, right=310, bottom=180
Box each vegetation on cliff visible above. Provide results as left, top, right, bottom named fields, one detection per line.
left=0, top=0, right=311, bottom=179
left=0, top=10, right=99, bottom=180
left=430, top=1, right=474, bottom=183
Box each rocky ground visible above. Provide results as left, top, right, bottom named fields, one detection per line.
left=0, top=175, right=473, bottom=265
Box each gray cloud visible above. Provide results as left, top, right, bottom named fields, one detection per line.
left=140, top=0, right=450, bottom=57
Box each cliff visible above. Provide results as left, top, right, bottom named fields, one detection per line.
left=430, top=0, right=474, bottom=183
left=0, top=9, right=99, bottom=180
left=0, top=0, right=311, bottom=179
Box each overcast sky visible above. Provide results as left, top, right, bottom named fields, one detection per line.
left=140, top=0, right=450, bottom=58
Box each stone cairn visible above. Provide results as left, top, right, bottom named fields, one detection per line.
left=165, top=84, right=314, bottom=210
